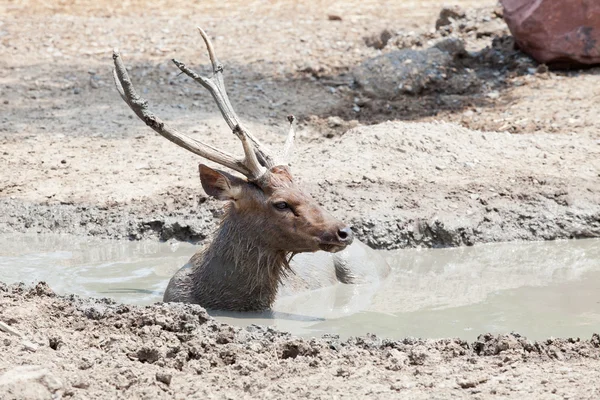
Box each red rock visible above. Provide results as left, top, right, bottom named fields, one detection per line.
left=501, top=0, right=600, bottom=67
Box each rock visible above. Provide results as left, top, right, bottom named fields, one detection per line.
left=155, top=372, right=172, bottom=385
left=501, top=0, right=600, bottom=66
left=457, top=375, right=489, bottom=389
left=435, top=6, right=466, bottom=30
left=433, top=38, right=466, bottom=58
left=591, top=333, right=600, bottom=348
left=353, top=44, right=479, bottom=99
left=353, top=47, right=449, bottom=98
left=72, top=380, right=90, bottom=389
left=364, top=29, right=393, bottom=50
left=327, top=116, right=344, bottom=128
left=408, top=347, right=428, bottom=365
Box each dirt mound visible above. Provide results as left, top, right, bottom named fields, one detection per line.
left=2, top=120, right=599, bottom=249
left=338, top=5, right=539, bottom=126
left=1, top=282, right=599, bottom=399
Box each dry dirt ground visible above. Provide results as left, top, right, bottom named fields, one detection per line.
left=1, top=0, right=600, bottom=398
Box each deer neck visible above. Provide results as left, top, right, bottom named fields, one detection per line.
left=190, top=210, right=290, bottom=311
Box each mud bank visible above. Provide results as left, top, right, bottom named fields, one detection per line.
left=2, top=121, right=599, bottom=249
left=1, top=283, right=599, bottom=399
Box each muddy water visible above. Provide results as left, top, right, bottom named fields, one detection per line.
left=0, top=233, right=598, bottom=341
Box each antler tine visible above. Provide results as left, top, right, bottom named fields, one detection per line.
left=173, top=27, right=275, bottom=171
left=112, top=49, right=254, bottom=177
left=280, top=115, right=296, bottom=164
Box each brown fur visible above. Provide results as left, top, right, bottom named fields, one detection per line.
left=163, top=164, right=353, bottom=311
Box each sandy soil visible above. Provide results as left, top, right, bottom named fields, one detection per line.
left=1, top=0, right=600, bottom=398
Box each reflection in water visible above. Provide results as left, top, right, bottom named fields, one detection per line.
left=0, top=233, right=599, bottom=340
left=0, top=233, right=192, bottom=305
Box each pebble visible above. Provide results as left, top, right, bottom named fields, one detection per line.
left=457, top=375, right=488, bottom=389
left=537, top=64, right=549, bottom=73
left=327, top=116, right=344, bottom=128
left=155, top=372, right=172, bottom=385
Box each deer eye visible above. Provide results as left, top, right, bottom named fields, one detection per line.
left=273, top=201, right=290, bottom=210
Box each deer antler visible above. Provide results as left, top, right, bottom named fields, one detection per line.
left=113, top=27, right=298, bottom=178
left=174, top=28, right=280, bottom=168
left=115, top=32, right=269, bottom=180
left=113, top=49, right=265, bottom=179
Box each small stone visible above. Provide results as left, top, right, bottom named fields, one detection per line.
left=73, top=380, right=90, bottom=389
left=327, top=116, right=344, bottom=128
left=457, top=375, right=488, bottom=389
left=73, top=87, right=82, bottom=95
left=435, top=6, right=466, bottom=30
left=155, top=372, right=172, bottom=385
left=401, top=84, right=414, bottom=94
left=591, top=333, right=600, bottom=347
left=328, top=14, right=342, bottom=21
left=433, top=38, right=466, bottom=57
left=79, top=359, right=93, bottom=370
left=364, top=29, right=393, bottom=50
left=536, top=64, right=549, bottom=73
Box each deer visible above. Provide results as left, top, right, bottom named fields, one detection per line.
left=112, top=27, right=390, bottom=311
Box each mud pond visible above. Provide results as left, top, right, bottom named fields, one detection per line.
left=1, top=233, right=598, bottom=341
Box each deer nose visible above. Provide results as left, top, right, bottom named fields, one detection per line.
left=337, top=226, right=354, bottom=244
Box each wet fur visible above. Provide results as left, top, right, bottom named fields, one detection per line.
left=163, top=165, right=387, bottom=311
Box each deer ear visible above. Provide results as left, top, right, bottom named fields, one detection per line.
left=199, top=164, right=244, bottom=201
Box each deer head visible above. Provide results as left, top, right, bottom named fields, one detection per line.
left=112, top=27, right=353, bottom=257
